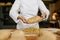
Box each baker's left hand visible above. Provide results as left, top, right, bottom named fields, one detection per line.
left=41, top=13, right=46, bottom=19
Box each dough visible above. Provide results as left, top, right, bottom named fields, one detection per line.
left=27, top=16, right=43, bottom=24
left=0, top=29, right=13, bottom=40
left=9, top=30, right=26, bottom=40
left=37, top=29, right=56, bottom=40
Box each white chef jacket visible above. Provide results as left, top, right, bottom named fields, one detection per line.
left=9, top=0, right=50, bottom=29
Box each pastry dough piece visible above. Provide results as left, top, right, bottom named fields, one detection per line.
left=27, top=16, right=43, bottom=24
left=0, top=29, right=13, bottom=40
left=38, top=29, right=56, bottom=40
left=9, top=30, right=26, bottom=40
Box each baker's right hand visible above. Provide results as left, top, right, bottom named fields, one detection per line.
left=17, top=16, right=27, bottom=23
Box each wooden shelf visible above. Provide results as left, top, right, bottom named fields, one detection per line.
left=0, top=2, right=12, bottom=6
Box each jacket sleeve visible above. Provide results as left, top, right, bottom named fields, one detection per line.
left=9, top=0, right=21, bottom=23
left=38, top=0, right=50, bottom=20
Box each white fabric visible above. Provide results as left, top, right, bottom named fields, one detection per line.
left=9, top=0, right=50, bottom=29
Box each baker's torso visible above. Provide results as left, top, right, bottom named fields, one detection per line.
left=19, top=0, right=39, bottom=19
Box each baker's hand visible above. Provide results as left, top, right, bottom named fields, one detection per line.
left=41, top=13, right=46, bottom=19
left=17, top=16, right=28, bottom=23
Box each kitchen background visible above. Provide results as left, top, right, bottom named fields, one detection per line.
left=0, top=0, right=60, bottom=29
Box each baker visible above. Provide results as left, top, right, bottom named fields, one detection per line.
left=9, top=0, right=50, bottom=29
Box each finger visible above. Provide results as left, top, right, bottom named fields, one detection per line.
left=22, top=19, right=26, bottom=23
left=41, top=14, right=46, bottom=18
left=22, top=19, right=29, bottom=24
left=41, top=14, right=46, bottom=17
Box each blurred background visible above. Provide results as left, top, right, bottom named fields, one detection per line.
left=0, top=0, right=60, bottom=29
